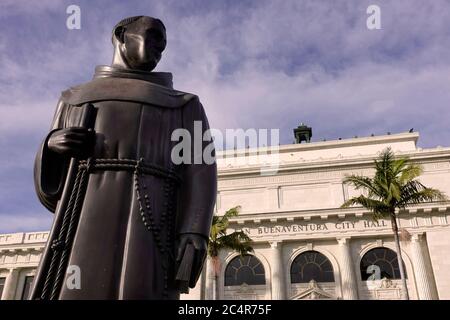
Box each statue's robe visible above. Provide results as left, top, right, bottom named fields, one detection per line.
left=31, top=66, right=217, bottom=299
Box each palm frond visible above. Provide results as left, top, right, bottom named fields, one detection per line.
left=398, top=163, right=422, bottom=184
left=392, top=157, right=408, bottom=176
left=374, top=148, right=395, bottom=193
left=209, top=216, right=221, bottom=241
left=398, top=181, right=447, bottom=207
left=222, top=206, right=241, bottom=221
left=387, top=182, right=401, bottom=204
left=342, top=175, right=380, bottom=198
left=208, top=206, right=254, bottom=258
left=215, top=206, right=241, bottom=235
left=218, top=231, right=254, bottom=255
left=341, top=195, right=389, bottom=219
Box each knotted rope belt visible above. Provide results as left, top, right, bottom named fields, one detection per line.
left=78, top=158, right=182, bottom=183
left=41, top=158, right=180, bottom=300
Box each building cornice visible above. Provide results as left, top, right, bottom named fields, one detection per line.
left=218, top=146, right=450, bottom=178
left=216, top=132, right=419, bottom=158
left=227, top=201, right=450, bottom=225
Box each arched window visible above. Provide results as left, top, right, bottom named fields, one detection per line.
left=224, top=255, right=266, bottom=286
left=360, top=247, right=407, bottom=281
left=290, top=250, right=335, bottom=283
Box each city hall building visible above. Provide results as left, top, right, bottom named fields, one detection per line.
left=1, top=129, right=450, bottom=300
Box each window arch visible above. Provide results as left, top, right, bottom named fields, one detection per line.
left=290, top=250, right=335, bottom=283
left=224, top=255, right=266, bottom=286
left=360, top=247, right=407, bottom=281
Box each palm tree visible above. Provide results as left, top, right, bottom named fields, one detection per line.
left=341, top=147, right=447, bottom=300
left=207, top=206, right=253, bottom=300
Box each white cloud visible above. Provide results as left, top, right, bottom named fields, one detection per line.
left=153, top=0, right=450, bottom=146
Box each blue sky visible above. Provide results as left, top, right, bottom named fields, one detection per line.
left=1, top=0, right=450, bottom=233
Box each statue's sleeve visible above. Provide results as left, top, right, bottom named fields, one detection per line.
left=177, top=97, right=217, bottom=239
left=34, top=99, right=70, bottom=213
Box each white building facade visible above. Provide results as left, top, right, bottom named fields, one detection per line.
left=1, top=132, right=450, bottom=300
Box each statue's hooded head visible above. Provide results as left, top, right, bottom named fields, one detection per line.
left=112, top=16, right=167, bottom=72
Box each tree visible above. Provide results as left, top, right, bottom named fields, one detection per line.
left=207, top=206, right=253, bottom=300
left=341, top=147, right=447, bottom=300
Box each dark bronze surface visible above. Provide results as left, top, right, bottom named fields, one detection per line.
left=31, top=16, right=217, bottom=300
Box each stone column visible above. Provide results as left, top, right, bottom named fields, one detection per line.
left=199, top=265, right=207, bottom=300
left=337, top=237, right=358, bottom=300
left=269, top=241, right=286, bottom=300
left=410, top=233, right=438, bottom=300
left=1, top=268, right=19, bottom=300
left=205, top=256, right=217, bottom=300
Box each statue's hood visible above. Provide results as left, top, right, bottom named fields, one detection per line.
left=60, top=65, right=196, bottom=108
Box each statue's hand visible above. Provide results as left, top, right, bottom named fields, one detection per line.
left=47, top=127, right=95, bottom=158
left=176, top=233, right=208, bottom=287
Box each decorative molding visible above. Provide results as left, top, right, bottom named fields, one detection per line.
left=291, top=280, right=335, bottom=300
left=410, top=233, right=424, bottom=242
left=218, top=155, right=450, bottom=188
left=337, top=237, right=351, bottom=245
left=269, top=241, right=282, bottom=249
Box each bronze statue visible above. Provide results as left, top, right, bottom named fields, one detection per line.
left=31, top=16, right=217, bottom=300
